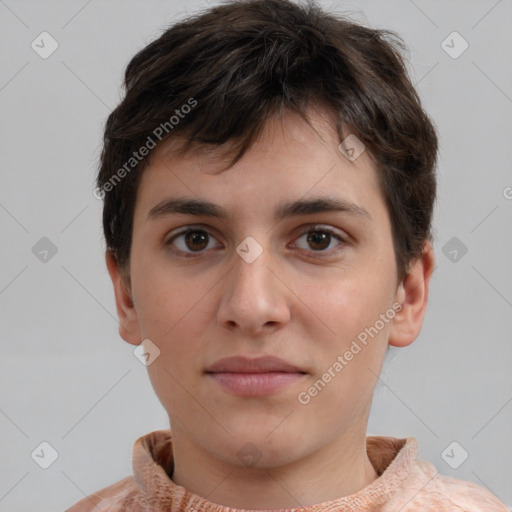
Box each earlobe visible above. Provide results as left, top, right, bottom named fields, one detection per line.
left=105, top=250, right=142, bottom=346
left=388, top=242, right=435, bottom=348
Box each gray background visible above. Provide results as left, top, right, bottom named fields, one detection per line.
left=1, top=0, right=511, bottom=510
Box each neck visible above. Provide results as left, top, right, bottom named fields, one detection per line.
left=170, top=425, right=379, bottom=509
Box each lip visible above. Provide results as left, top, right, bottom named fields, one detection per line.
left=204, top=356, right=307, bottom=396
left=205, top=355, right=305, bottom=373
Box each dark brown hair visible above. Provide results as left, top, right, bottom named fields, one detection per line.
left=97, top=0, right=438, bottom=283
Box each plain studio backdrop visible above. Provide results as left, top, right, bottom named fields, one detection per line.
left=0, top=0, right=511, bottom=510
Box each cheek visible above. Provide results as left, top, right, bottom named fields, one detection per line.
left=131, top=264, right=214, bottom=378
left=131, top=252, right=202, bottom=337
left=325, top=278, right=393, bottom=369
left=139, top=278, right=209, bottom=414
left=302, top=272, right=391, bottom=341
left=301, top=273, right=393, bottom=403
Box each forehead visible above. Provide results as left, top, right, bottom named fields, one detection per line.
left=134, top=107, right=384, bottom=223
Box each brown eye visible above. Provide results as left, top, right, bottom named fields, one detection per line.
left=166, top=228, right=221, bottom=257
left=307, top=231, right=331, bottom=251
left=184, top=231, right=209, bottom=251
left=292, top=226, right=346, bottom=255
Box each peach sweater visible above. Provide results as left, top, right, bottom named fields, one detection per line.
left=66, top=429, right=509, bottom=511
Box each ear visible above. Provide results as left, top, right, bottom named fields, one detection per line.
left=105, top=250, right=142, bottom=346
left=388, top=241, right=435, bottom=348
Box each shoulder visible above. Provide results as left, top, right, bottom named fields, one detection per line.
left=399, top=458, right=510, bottom=511
left=65, top=476, right=142, bottom=512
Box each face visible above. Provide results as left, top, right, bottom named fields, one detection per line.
left=110, top=106, right=429, bottom=469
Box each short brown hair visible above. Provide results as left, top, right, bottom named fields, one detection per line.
left=97, top=0, right=438, bottom=283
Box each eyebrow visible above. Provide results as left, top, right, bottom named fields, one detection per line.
left=146, top=196, right=372, bottom=222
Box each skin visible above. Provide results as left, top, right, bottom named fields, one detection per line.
left=106, top=105, right=434, bottom=509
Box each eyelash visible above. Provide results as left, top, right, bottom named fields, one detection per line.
left=164, top=225, right=348, bottom=259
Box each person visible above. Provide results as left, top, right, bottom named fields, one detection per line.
left=66, top=0, right=509, bottom=510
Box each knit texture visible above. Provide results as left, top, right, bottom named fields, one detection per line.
left=66, top=429, right=509, bottom=511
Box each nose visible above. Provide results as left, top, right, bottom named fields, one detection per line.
left=216, top=239, right=291, bottom=336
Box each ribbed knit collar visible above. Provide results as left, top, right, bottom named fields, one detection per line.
left=131, top=429, right=417, bottom=511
